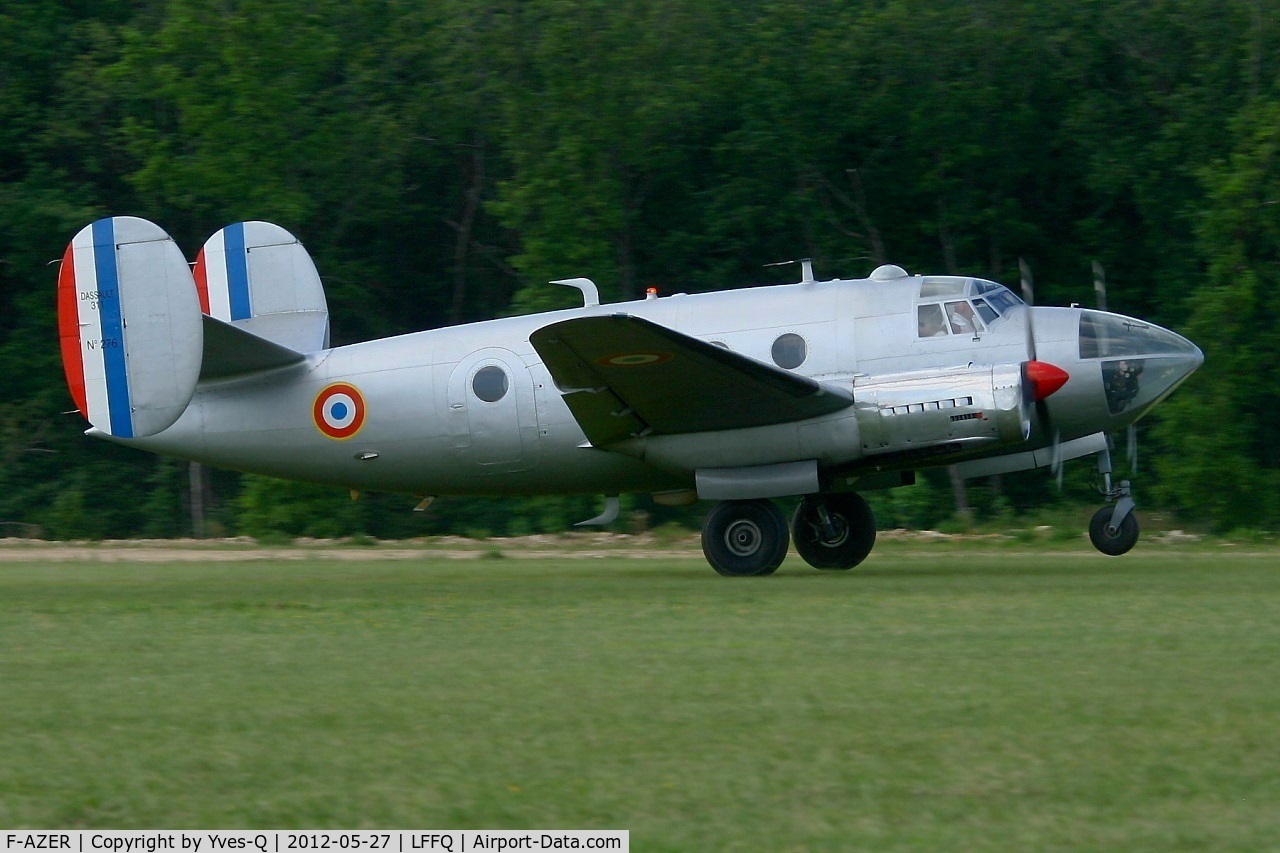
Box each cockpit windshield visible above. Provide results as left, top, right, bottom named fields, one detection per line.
left=971, top=280, right=1022, bottom=312
left=915, top=278, right=1022, bottom=338
left=984, top=288, right=1021, bottom=313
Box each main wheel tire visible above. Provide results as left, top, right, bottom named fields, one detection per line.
left=701, top=499, right=790, bottom=577
left=1089, top=505, right=1139, bottom=556
left=791, top=493, right=877, bottom=570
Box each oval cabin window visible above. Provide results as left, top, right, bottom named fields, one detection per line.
left=472, top=365, right=509, bottom=403
left=771, top=333, right=807, bottom=369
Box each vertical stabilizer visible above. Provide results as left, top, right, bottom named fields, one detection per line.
left=194, top=221, right=329, bottom=352
left=57, top=216, right=203, bottom=437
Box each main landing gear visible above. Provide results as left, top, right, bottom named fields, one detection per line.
left=791, top=493, right=877, bottom=570
left=1089, top=441, right=1139, bottom=556
left=700, top=493, right=878, bottom=576
left=701, top=499, right=790, bottom=576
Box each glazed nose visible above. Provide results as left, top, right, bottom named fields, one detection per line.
left=1079, top=310, right=1202, bottom=416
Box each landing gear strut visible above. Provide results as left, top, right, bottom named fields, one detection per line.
left=791, top=493, right=877, bottom=570
left=701, top=499, right=790, bottom=576
left=1090, top=442, right=1139, bottom=555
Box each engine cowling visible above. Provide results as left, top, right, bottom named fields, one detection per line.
left=853, top=363, right=1029, bottom=457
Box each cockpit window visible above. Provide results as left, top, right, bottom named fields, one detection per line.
left=945, top=301, right=984, bottom=335
left=919, top=276, right=1022, bottom=310
left=917, top=279, right=1020, bottom=336
left=973, top=298, right=999, bottom=324
left=917, top=303, right=949, bottom=337
left=986, top=289, right=1022, bottom=313
left=920, top=276, right=968, bottom=298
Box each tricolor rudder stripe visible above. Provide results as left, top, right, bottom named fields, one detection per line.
left=194, top=221, right=253, bottom=321
left=56, top=242, right=88, bottom=420
left=193, top=246, right=211, bottom=314
left=58, top=218, right=134, bottom=437
left=56, top=216, right=203, bottom=439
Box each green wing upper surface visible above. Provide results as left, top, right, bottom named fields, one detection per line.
left=529, top=314, right=852, bottom=446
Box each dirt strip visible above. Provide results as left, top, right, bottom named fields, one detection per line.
left=0, top=534, right=705, bottom=562
left=0, top=528, right=1232, bottom=562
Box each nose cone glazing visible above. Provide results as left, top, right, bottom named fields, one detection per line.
left=1079, top=310, right=1203, bottom=417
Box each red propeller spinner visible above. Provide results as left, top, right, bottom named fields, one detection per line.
left=1025, top=360, right=1070, bottom=401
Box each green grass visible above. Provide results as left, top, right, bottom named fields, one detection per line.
left=3, top=551, right=1280, bottom=849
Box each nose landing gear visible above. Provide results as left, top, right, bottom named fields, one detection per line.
left=1090, top=442, right=1139, bottom=555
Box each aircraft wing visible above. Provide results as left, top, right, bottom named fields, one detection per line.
left=530, top=314, right=853, bottom=446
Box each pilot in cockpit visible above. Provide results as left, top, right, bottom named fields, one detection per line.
left=917, top=304, right=948, bottom=337
left=945, top=300, right=980, bottom=335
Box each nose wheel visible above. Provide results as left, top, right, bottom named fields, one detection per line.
left=1089, top=503, right=1139, bottom=555
left=1090, top=441, right=1139, bottom=556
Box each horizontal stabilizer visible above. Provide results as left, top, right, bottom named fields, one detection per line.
left=530, top=314, right=852, bottom=445
left=194, top=221, right=329, bottom=352
left=200, top=314, right=307, bottom=380
left=58, top=216, right=202, bottom=438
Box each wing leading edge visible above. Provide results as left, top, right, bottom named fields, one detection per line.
left=530, top=314, right=853, bottom=447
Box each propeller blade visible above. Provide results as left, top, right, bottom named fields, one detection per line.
left=1127, top=422, right=1138, bottom=475
left=1019, top=257, right=1035, bottom=304
left=1016, top=260, right=1068, bottom=485
left=1051, top=429, right=1064, bottom=490
left=1092, top=260, right=1108, bottom=312
left=1019, top=257, right=1036, bottom=362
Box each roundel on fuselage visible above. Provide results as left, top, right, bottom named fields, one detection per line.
left=313, top=383, right=366, bottom=439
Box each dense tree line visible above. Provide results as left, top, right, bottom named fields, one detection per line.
left=1, top=0, right=1276, bottom=538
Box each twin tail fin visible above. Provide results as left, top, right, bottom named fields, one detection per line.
left=57, top=216, right=327, bottom=438
left=194, top=221, right=329, bottom=352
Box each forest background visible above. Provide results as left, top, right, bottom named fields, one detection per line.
left=2, top=0, right=1277, bottom=540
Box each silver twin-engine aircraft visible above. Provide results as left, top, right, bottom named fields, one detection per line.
left=58, top=217, right=1203, bottom=575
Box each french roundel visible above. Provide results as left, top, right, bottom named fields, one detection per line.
left=595, top=351, right=673, bottom=367
left=313, top=383, right=366, bottom=439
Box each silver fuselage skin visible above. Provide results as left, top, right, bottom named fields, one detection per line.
left=111, top=274, right=1202, bottom=498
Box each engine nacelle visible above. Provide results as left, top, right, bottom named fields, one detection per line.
left=853, top=363, right=1028, bottom=457
left=609, top=363, right=1030, bottom=478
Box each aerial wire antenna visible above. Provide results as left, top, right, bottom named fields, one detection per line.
left=765, top=258, right=815, bottom=284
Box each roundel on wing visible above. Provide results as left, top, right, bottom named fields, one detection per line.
left=595, top=351, right=674, bottom=367
left=313, top=383, right=366, bottom=439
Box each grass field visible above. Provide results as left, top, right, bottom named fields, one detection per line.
left=2, top=547, right=1279, bottom=849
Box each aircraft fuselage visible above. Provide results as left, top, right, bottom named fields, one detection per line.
left=117, top=271, right=1200, bottom=501
left=63, top=217, right=1201, bottom=571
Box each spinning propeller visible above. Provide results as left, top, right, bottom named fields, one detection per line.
left=1018, top=259, right=1068, bottom=486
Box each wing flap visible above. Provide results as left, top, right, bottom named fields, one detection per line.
left=561, top=387, right=649, bottom=446
left=530, top=314, right=852, bottom=444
